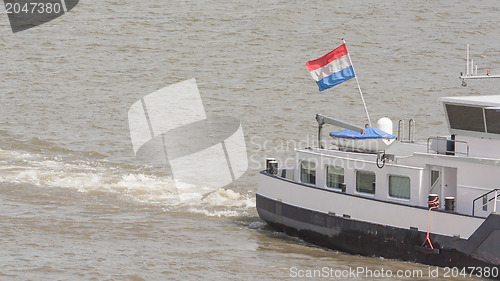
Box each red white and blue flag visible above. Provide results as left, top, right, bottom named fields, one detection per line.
left=305, top=43, right=355, bottom=91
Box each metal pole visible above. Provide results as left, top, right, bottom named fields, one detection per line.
left=466, top=44, right=470, bottom=76
left=471, top=59, right=474, bottom=76
left=318, top=124, right=323, bottom=149
left=342, top=39, right=372, bottom=127
left=494, top=190, right=498, bottom=213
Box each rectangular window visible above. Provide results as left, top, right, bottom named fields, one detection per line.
left=445, top=104, right=485, bottom=132
left=389, top=175, right=411, bottom=199
left=485, top=109, right=500, bottom=134
left=300, top=161, right=316, bottom=185
left=356, top=170, right=375, bottom=194
left=326, top=166, right=344, bottom=189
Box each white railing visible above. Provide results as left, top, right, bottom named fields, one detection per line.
left=397, top=119, right=416, bottom=143
left=472, top=189, right=500, bottom=217
left=426, top=137, right=469, bottom=157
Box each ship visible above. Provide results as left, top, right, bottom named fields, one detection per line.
left=256, top=45, right=500, bottom=272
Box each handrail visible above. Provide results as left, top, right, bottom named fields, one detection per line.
left=408, top=119, right=415, bottom=143
left=398, top=120, right=405, bottom=141
left=397, top=119, right=416, bottom=143
left=426, top=137, right=469, bottom=157
left=472, top=189, right=500, bottom=216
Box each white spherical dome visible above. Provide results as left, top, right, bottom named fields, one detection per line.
left=376, top=117, right=393, bottom=134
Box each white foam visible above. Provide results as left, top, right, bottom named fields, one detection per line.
left=180, top=188, right=256, bottom=217
left=202, top=188, right=256, bottom=208
left=187, top=208, right=241, bottom=217
left=0, top=150, right=255, bottom=217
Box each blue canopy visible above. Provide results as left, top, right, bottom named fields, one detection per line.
left=330, top=127, right=397, bottom=139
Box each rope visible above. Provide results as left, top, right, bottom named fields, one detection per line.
left=422, top=197, right=439, bottom=249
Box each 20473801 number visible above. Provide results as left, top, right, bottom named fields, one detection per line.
left=5, top=2, right=62, bottom=14
left=442, top=267, right=499, bottom=278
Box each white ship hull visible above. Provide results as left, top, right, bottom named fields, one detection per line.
left=257, top=171, right=500, bottom=268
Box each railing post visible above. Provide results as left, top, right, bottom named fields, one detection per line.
left=408, top=119, right=415, bottom=143
left=493, top=190, right=498, bottom=213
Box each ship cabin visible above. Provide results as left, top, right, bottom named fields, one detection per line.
left=274, top=95, right=500, bottom=219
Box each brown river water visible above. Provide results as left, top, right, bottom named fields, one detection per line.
left=1, top=0, right=500, bottom=280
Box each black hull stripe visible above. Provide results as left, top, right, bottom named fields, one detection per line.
left=256, top=193, right=500, bottom=270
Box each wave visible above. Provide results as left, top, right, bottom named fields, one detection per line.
left=0, top=130, right=107, bottom=159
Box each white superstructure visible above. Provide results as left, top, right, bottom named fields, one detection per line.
left=259, top=95, right=500, bottom=238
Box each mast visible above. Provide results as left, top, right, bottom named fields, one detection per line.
left=461, top=44, right=500, bottom=86
left=343, top=39, right=372, bottom=127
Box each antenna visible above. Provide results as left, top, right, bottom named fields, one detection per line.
left=461, top=44, right=500, bottom=86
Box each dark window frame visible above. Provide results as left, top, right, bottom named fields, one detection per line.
left=445, top=104, right=485, bottom=133
left=356, top=170, right=376, bottom=194
left=326, top=165, right=344, bottom=189
left=300, top=160, right=316, bottom=185
left=388, top=175, right=411, bottom=200
left=485, top=108, right=500, bottom=134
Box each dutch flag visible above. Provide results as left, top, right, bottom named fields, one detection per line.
left=305, top=43, right=356, bottom=92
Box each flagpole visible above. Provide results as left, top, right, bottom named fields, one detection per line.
left=342, top=39, right=372, bottom=127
